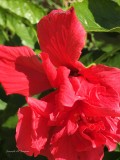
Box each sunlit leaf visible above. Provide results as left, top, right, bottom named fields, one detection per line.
left=0, top=99, right=7, bottom=110
left=0, top=0, right=45, bottom=24
left=115, top=144, right=120, bottom=152
left=2, top=115, right=17, bottom=128
left=73, top=0, right=120, bottom=32
left=0, top=9, right=37, bottom=48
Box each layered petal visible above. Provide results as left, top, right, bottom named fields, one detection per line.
left=16, top=106, right=49, bottom=156
left=40, top=52, right=57, bottom=87
left=82, top=64, right=120, bottom=95
left=37, top=7, right=86, bottom=69
left=71, top=76, right=120, bottom=117
left=0, top=46, right=51, bottom=96
left=27, top=96, right=54, bottom=118
left=51, top=136, right=104, bottom=160
left=41, top=143, right=54, bottom=160
left=51, top=136, right=78, bottom=160
left=71, top=131, right=93, bottom=152
left=55, top=66, right=77, bottom=107
left=102, top=117, right=120, bottom=151
left=117, top=119, right=120, bottom=134
left=83, top=85, right=120, bottom=116
left=78, top=147, right=104, bottom=160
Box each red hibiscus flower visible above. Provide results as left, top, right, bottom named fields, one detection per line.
left=0, top=7, right=120, bottom=160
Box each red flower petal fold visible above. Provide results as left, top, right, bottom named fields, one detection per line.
left=16, top=106, right=49, bottom=157
left=0, top=46, right=51, bottom=96
left=16, top=92, right=120, bottom=159
left=37, top=7, right=86, bottom=69
left=82, top=64, right=120, bottom=95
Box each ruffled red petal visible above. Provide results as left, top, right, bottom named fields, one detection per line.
left=82, top=64, right=120, bottom=95
left=16, top=106, right=49, bottom=156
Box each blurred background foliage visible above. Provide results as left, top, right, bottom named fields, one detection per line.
left=0, top=0, right=120, bottom=159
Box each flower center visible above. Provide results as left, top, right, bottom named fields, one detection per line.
left=74, top=113, right=105, bottom=131
left=69, top=69, right=80, bottom=77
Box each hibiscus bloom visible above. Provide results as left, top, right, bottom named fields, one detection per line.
left=0, top=7, right=120, bottom=160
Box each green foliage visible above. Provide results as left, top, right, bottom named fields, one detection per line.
left=0, top=0, right=45, bottom=48
left=0, top=99, right=7, bottom=110
left=0, top=0, right=120, bottom=160
left=73, top=0, right=120, bottom=32
left=0, top=0, right=45, bottom=24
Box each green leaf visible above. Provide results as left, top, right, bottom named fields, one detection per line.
left=103, top=51, right=120, bottom=68
left=15, top=23, right=37, bottom=48
left=113, top=0, right=120, bottom=5
left=103, top=151, right=120, bottom=160
left=115, top=143, right=120, bottom=152
left=80, top=50, right=104, bottom=66
left=0, top=94, right=25, bottom=126
left=0, top=8, right=37, bottom=48
left=0, top=0, right=45, bottom=24
left=0, top=99, right=7, bottom=110
left=0, top=30, right=7, bottom=44
left=35, top=49, right=41, bottom=55
left=94, top=33, right=120, bottom=52
left=2, top=115, right=17, bottom=128
left=81, top=32, right=120, bottom=65
left=0, top=8, right=6, bottom=27
left=73, top=0, right=120, bottom=32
